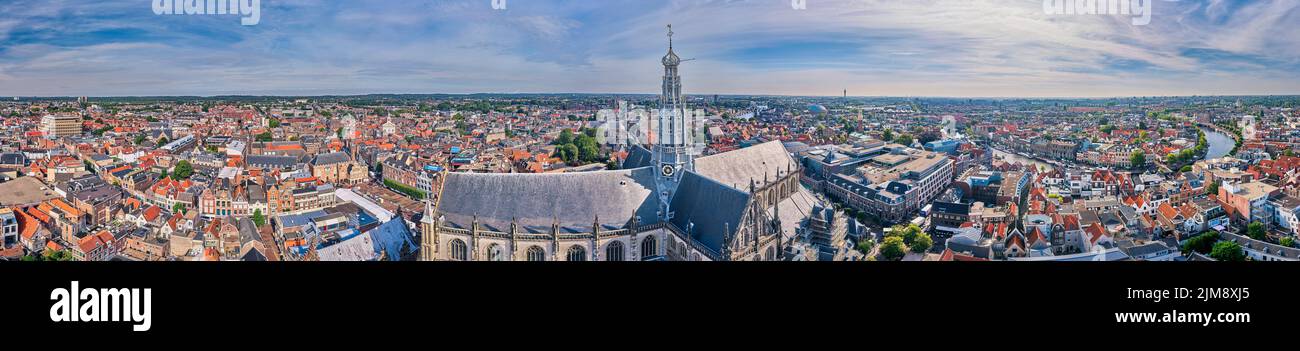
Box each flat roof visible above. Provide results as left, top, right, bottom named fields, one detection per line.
left=0, top=177, right=60, bottom=207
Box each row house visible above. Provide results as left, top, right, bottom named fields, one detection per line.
left=71, top=230, right=121, bottom=261
left=310, top=152, right=368, bottom=186
left=382, top=152, right=438, bottom=195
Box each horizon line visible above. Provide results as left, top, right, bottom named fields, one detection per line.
left=6, top=92, right=1300, bottom=101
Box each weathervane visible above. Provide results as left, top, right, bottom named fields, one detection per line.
left=667, top=24, right=673, bottom=49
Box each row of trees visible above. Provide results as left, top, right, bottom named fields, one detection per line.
left=1165, top=130, right=1209, bottom=166
left=1214, top=120, right=1245, bottom=156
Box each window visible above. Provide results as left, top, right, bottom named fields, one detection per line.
left=641, top=235, right=657, bottom=260
left=566, top=245, right=586, bottom=262
left=487, top=244, right=505, bottom=261
left=605, top=241, right=625, bottom=262
left=449, top=239, right=467, bottom=261
left=765, top=245, right=776, bottom=261
left=526, top=246, right=546, bottom=262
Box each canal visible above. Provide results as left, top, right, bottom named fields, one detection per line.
left=1202, top=128, right=1234, bottom=160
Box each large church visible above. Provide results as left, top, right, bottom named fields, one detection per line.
left=419, top=27, right=829, bottom=261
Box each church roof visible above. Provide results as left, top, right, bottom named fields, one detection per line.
left=437, top=167, right=661, bottom=233
left=669, top=170, right=752, bottom=255
left=623, top=144, right=654, bottom=169
left=693, top=141, right=797, bottom=193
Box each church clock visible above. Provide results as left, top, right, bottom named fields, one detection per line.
left=661, top=164, right=676, bottom=177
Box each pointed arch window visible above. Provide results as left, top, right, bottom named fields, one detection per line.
left=641, top=235, right=658, bottom=260
left=605, top=241, right=625, bottom=262
left=449, top=239, right=468, bottom=261
left=526, top=246, right=546, bottom=262
left=566, top=245, right=587, bottom=262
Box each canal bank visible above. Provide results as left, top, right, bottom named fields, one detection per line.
left=1202, top=128, right=1235, bottom=160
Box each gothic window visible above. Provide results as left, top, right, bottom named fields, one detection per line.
left=449, top=239, right=468, bottom=261
left=526, top=246, right=546, bottom=262
left=690, top=253, right=700, bottom=261
left=641, top=235, right=658, bottom=260
left=764, top=245, right=776, bottom=261
left=566, top=245, right=587, bottom=262
left=677, top=243, right=687, bottom=258
left=605, top=241, right=625, bottom=262
left=487, top=243, right=505, bottom=261
left=667, top=236, right=678, bottom=258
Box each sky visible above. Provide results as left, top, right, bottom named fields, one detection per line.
left=0, top=0, right=1298, bottom=97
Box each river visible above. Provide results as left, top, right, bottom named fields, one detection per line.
left=1202, top=129, right=1234, bottom=160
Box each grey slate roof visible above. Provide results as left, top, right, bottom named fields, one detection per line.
left=623, top=145, right=654, bottom=169
left=246, top=155, right=299, bottom=169
left=313, top=152, right=350, bottom=166
left=693, top=141, right=797, bottom=192
left=669, top=170, right=752, bottom=254
left=931, top=201, right=970, bottom=216
left=437, top=167, right=661, bottom=233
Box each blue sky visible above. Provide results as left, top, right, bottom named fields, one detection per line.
left=0, top=0, right=1297, bottom=97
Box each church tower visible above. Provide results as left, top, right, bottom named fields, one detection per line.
left=653, top=24, right=696, bottom=222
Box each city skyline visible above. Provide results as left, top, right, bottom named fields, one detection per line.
left=1, top=0, right=1298, bottom=97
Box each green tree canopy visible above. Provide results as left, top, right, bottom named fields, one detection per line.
left=1180, top=231, right=1219, bottom=255
left=1130, top=150, right=1147, bottom=168
left=880, top=236, right=907, bottom=261
left=1210, top=241, right=1246, bottom=261
left=909, top=233, right=933, bottom=253
left=1247, top=221, right=1267, bottom=241
left=172, top=160, right=194, bottom=180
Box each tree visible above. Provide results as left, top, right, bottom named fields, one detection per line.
left=882, top=128, right=893, bottom=142
left=1180, top=231, right=1219, bottom=254
left=1130, top=150, right=1146, bottom=169
left=158, top=136, right=169, bottom=145
left=574, top=133, right=601, bottom=163
left=173, top=203, right=186, bottom=214
left=252, top=209, right=266, bottom=227
left=856, top=239, right=875, bottom=254
left=909, top=233, right=933, bottom=253
left=879, top=236, right=907, bottom=261
left=917, top=130, right=942, bottom=145
left=159, top=169, right=169, bottom=180
left=267, top=118, right=281, bottom=128
left=894, top=134, right=914, bottom=146
left=1247, top=221, right=1267, bottom=241
left=172, top=160, right=193, bottom=180
left=256, top=131, right=273, bottom=142
left=43, top=250, right=75, bottom=261
left=555, top=129, right=575, bottom=146
left=1180, top=165, right=1193, bottom=172
left=1207, top=181, right=1220, bottom=197
left=1209, top=241, right=1246, bottom=261
left=134, top=134, right=146, bottom=145
left=1282, top=237, right=1295, bottom=248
